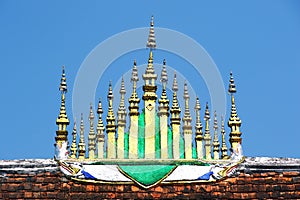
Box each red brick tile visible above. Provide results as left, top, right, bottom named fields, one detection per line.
left=131, top=185, right=139, bottom=192
left=151, top=192, right=162, bottom=199
left=282, top=171, right=300, bottom=176
left=24, top=192, right=33, bottom=198
left=86, top=185, right=95, bottom=192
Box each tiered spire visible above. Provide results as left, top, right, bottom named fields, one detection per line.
left=143, top=16, right=158, bottom=159
left=88, top=104, right=96, bottom=159
left=146, top=16, right=156, bottom=49
left=70, top=122, right=77, bottom=159
left=213, top=111, right=220, bottom=160
left=78, top=113, right=86, bottom=159
left=158, top=59, right=170, bottom=159
left=128, top=60, right=140, bottom=159
left=170, top=73, right=180, bottom=115
left=182, top=82, right=193, bottom=159
left=143, top=16, right=158, bottom=91
left=170, top=72, right=181, bottom=159
left=227, top=72, right=242, bottom=150
left=118, top=76, right=127, bottom=121
left=158, top=59, right=169, bottom=116
left=96, top=99, right=105, bottom=159
left=128, top=60, right=140, bottom=116
left=106, top=81, right=117, bottom=158
left=204, top=103, right=212, bottom=160
left=183, top=82, right=192, bottom=121
left=117, top=77, right=127, bottom=158
left=160, top=59, right=168, bottom=88
left=221, top=116, right=229, bottom=159
left=55, top=66, right=70, bottom=148
left=195, top=97, right=203, bottom=159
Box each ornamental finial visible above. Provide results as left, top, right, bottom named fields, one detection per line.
left=107, top=80, right=113, bottom=101
left=120, top=76, right=126, bottom=95
left=59, top=66, right=67, bottom=93
left=131, top=60, right=139, bottom=83
left=183, top=81, right=189, bottom=100
left=97, top=98, right=103, bottom=115
left=146, top=15, right=156, bottom=49
left=160, top=59, right=168, bottom=89
left=195, top=97, right=201, bottom=111
left=172, top=72, right=178, bottom=92
left=228, top=71, right=236, bottom=94
left=213, top=111, right=218, bottom=131
left=89, top=103, right=95, bottom=120
left=204, top=102, right=210, bottom=121
left=118, top=76, right=127, bottom=123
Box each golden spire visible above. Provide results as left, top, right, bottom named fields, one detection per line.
left=213, top=111, right=220, bottom=160
left=88, top=104, right=96, bottom=159
left=118, top=76, right=127, bottom=125
left=221, top=116, right=229, bottom=159
left=55, top=66, right=70, bottom=148
left=129, top=60, right=140, bottom=116
left=146, top=16, right=156, bottom=50
left=170, top=72, right=181, bottom=159
left=106, top=81, right=117, bottom=158
left=107, top=81, right=116, bottom=119
left=128, top=60, right=140, bottom=159
left=117, top=77, right=127, bottom=159
left=142, top=49, right=157, bottom=159
left=96, top=99, right=105, bottom=159
left=70, top=122, right=77, bottom=159
left=77, top=113, right=86, bottom=159
left=143, top=17, right=158, bottom=159
left=97, top=99, right=105, bottom=135
left=143, top=16, right=157, bottom=90
left=158, top=59, right=169, bottom=116
left=160, top=59, right=168, bottom=89
left=195, top=97, right=203, bottom=159
left=170, top=72, right=180, bottom=118
left=204, top=102, right=212, bottom=160
left=182, top=81, right=193, bottom=159
left=227, top=72, right=242, bottom=151
left=158, top=59, right=169, bottom=159
left=183, top=81, right=192, bottom=124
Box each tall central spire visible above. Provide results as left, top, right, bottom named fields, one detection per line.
left=143, top=16, right=158, bottom=159
left=144, top=16, right=157, bottom=85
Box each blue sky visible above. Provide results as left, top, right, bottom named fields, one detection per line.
left=0, top=1, right=299, bottom=159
